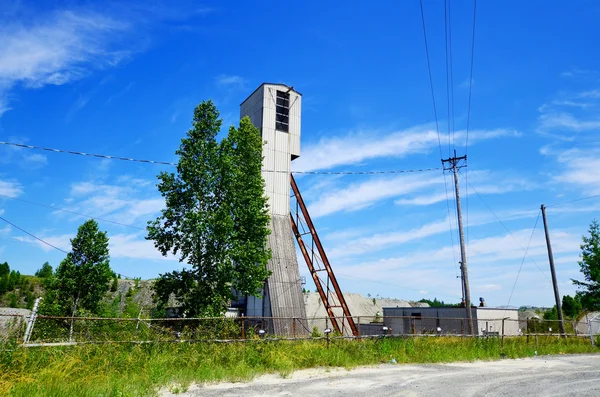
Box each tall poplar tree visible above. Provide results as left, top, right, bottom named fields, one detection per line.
left=147, top=101, right=271, bottom=317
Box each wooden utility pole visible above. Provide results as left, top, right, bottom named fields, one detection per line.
left=442, top=150, right=474, bottom=336
left=541, top=204, right=566, bottom=337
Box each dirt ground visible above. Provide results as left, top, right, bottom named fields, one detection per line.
left=162, top=354, right=600, bottom=397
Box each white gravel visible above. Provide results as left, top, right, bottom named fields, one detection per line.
left=161, top=354, right=600, bottom=397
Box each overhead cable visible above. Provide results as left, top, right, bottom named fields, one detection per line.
left=504, top=210, right=542, bottom=313
left=0, top=140, right=439, bottom=175
left=419, top=0, right=444, bottom=160
left=0, top=215, right=69, bottom=254
left=463, top=173, right=551, bottom=282
left=464, top=0, right=477, bottom=157
left=546, top=194, right=600, bottom=208
left=0, top=194, right=145, bottom=231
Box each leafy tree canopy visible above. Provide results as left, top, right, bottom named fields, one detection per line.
left=147, top=101, right=271, bottom=317
left=418, top=298, right=461, bottom=308
left=41, top=219, right=113, bottom=316
left=572, top=219, right=600, bottom=311
left=35, top=262, right=53, bottom=278
left=0, top=262, right=9, bottom=277
left=561, top=294, right=582, bottom=319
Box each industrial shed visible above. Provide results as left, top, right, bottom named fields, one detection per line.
left=382, top=306, right=519, bottom=336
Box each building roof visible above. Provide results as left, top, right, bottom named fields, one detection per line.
left=240, top=83, right=302, bottom=106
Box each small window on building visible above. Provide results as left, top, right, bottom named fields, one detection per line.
left=411, top=313, right=422, bottom=319
left=275, top=90, right=290, bottom=132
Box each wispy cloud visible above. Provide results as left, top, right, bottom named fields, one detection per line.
left=293, top=127, right=518, bottom=172
left=57, top=177, right=164, bottom=225
left=537, top=88, right=600, bottom=137
left=13, top=233, right=72, bottom=252
left=395, top=170, right=533, bottom=207
left=13, top=230, right=176, bottom=261
left=307, top=173, right=442, bottom=218
left=0, top=9, right=132, bottom=115
left=328, top=218, right=450, bottom=258
left=544, top=147, right=600, bottom=195
left=215, top=74, right=247, bottom=89
left=0, top=179, right=23, bottom=197
left=0, top=136, right=48, bottom=168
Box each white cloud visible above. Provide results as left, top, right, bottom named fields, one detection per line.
left=22, top=153, right=48, bottom=167
left=307, top=173, right=441, bottom=218
left=56, top=178, right=164, bottom=226
left=549, top=148, right=600, bottom=194
left=0, top=9, right=132, bottom=115
left=293, top=127, right=518, bottom=172
left=538, top=111, right=600, bottom=133
left=13, top=233, right=72, bottom=252
left=0, top=179, right=23, bottom=197
left=395, top=171, right=533, bottom=207
left=328, top=218, right=450, bottom=258
left=110, top=233, right=176, bottom=261
left=215, top=74, right=247, bottom=89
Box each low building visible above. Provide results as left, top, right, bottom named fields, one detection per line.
left=381, top=306, right=519, bottom=336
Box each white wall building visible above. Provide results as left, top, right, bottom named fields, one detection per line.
left=239, top=83, right=307, bottom=334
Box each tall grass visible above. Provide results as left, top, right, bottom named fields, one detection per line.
left=1, top=336, right=597, bottom=396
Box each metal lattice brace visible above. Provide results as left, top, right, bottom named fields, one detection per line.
left=290, top=174, right=358, bottom=337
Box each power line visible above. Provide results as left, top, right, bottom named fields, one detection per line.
left=546, top=194, right=600, bottom=208
left=444, top=0, right=452, bottom=157
left=0, top=215, right=68, bottom=254
left=419, top=0, right=444, bottom=161
left=442, top=172, right=460, bottom=285
left=446, top=0, right=457, bottom=152
left=0, top=140, right=439, bottom=176
left=292, top=168, right=441, bottom=175
left=0, top=141, right=177, bottom=166
left=504, top=210, right=541, bottom=312
left=0, top=194, right=145, bottom=231
left=463, top=0, right=477, bottom=274
left=464, top=0, right=477, bottom=157
left=462, top=173, right=551, bottom=282
left=420, top=0, right=460, bottom=287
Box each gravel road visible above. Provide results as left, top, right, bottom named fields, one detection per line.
left=162, top=354, right=600, bottom=397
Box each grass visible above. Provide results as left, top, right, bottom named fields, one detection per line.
left=0, top=336, right=597, bottom=396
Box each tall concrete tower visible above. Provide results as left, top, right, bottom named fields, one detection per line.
left=240, top=83, right=307, bottom=333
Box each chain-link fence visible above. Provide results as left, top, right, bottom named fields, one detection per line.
left=0, top=313, right=599, bottom=346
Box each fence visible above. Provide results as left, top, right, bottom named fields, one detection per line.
left=1, top=313, right=599, bottom=346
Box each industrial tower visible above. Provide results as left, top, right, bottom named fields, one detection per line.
left=240, top=83, right=308, bottom=334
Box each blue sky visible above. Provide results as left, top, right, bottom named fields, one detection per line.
left=1, top=0, right=599, bottom=308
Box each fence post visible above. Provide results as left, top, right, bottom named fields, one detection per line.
left=241, top=316, right=246, bottom=340
left=501, top=319, right=505, bottom=348
left=291, top=318, right=295, bottom=339
left=23, top=297, right=42, bottom=344
left=586, top=313, right=594, bottom=346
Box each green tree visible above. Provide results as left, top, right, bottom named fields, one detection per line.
left=9, top=293, right=17, bottom=308
left=0, top=262, right=9, bottom=277
left=418, top=298, right=461, bottom=307
left=0, top=276, right=7, bottom=295
left=35, top=262, right=53, bottom=278
left=561, top=294, right=582, bottom=319
left=572, top=220, right=600, bottom=311
left=42, top=219, right=113, bottom=317
left=147, top=101, right=271, bottom=317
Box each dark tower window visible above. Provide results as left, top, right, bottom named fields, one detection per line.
left=275, top=90, right=290, bottom=132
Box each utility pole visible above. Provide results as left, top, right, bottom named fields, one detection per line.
left=541, top=204, right=566, bottom=337
left=442, top=150, right=474, bottom=336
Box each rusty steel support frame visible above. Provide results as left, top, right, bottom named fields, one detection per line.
left=290, top=174, right=359, bottom=337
